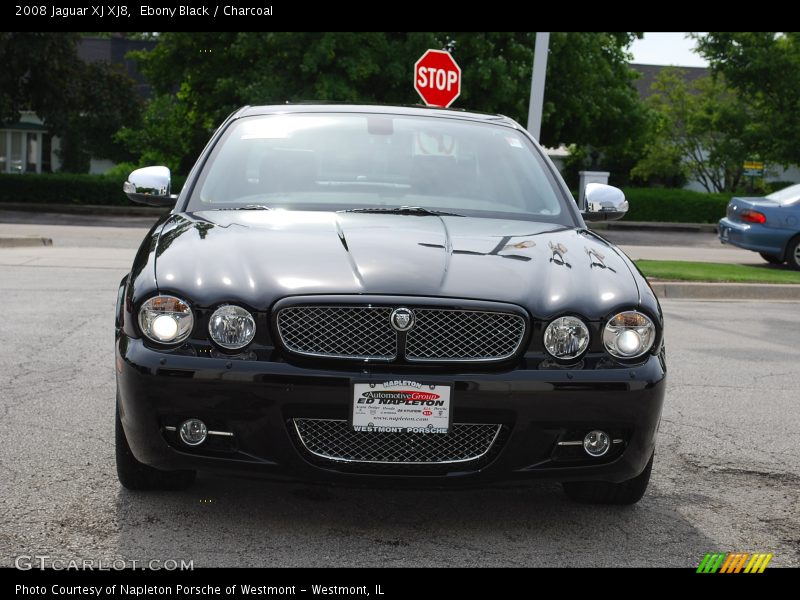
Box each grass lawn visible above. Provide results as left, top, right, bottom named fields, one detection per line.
left=635, top=260, right=800, bottom=284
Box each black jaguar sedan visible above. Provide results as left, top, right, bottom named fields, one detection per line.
left=115, top=104, right=666, bottom=504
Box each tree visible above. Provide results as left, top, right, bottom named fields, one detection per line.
left=632, top=69, right=752, bottom=192
left=115, top=95, right=196, bottom=173
left=49, top=62, right=143, bottom=172
left=0, top=32, right=142, bottom=172
left=123, top=32, right=648, bottom=173
left=540, top=32, right=647, bottom=150
left=693, top=32, right=800, bottom=167
left=0, top=32, right=82, bottom=125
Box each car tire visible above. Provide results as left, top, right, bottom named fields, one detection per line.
left=562, top=453, right=653, bottom=505
left=786, top=237, right=800, bottom=271
left=759, top=252, right=784, bottom=265
left=115, top=400, right=196, bottom=491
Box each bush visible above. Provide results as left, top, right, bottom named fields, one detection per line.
left=622, top=187, right=733, bottom=223
left=764, top=180, right=798, bottom=193
left=0, top=173, right=186, bottom=206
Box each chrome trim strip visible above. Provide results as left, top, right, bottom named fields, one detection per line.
left=163, top=426, right=233, bottom=437
left=558, top=438, right=624, bottom=446
left=208, top=430, right=234, bottom=437
left=292, top=419, right=503, bottom=465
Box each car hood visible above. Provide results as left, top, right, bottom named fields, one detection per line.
left=152, top=210, right=641, bottom=319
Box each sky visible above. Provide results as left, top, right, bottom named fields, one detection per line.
left=630, top=32, right=709, bottom=67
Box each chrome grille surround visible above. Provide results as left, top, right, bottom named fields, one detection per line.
left=276, top=306, right=397, bottom=360
left=293, top=418, right=503, bottom=464
left=406, top=309, right=526, bottom=362
left=275, top=303, right=527, bottom=363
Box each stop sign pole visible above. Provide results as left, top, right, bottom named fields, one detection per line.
left=414, top=49, right=461, bottom=108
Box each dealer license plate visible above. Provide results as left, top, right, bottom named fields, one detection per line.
left=352, top=381, right=452, bottom=434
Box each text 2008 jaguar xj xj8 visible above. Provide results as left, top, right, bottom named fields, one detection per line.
left=115, top=104, right=666, bottom=504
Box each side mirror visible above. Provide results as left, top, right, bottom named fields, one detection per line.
left=582, top=183, right=628, bottom=222
left=123, top=166, right=177, bottom=207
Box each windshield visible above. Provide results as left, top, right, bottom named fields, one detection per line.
left=765, top=183, right=800, bottom=205
left=188, top=113, right=574, bottom=224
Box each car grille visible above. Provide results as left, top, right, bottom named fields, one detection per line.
left=276, top=305, right=526, bottom=362
left=292, top=418, right=503, bottom=464
left=406, top=309, right=525, bottom=361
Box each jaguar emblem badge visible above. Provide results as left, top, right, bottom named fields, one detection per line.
left=390, top=308, right=415, bottom=332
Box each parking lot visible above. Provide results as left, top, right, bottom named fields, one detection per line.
left=0, top=220, right=798, bottom=568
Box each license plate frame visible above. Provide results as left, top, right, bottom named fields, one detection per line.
left=350, top=380, right=452, bottom=434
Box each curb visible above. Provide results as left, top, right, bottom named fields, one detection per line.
left=649, top=281, right=800, bottom=301
left=0, top=202, right=168, bottom=217
left=0, top=236, right=53, bottom=248
left=589, top=221, right=718, bottom=233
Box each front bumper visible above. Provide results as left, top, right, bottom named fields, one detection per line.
left=116, top=335, right=666, bottom=486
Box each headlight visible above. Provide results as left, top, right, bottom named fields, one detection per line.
left=208, top=305, right=256, bottom=350
left=543, top=316, right=590, bottom=360
left=603, top=311, right=655, bottom=359
left=138, top=295, right=193, bottom=344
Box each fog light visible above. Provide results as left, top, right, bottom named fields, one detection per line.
left=179, top=419, right=207, bottom=446
left=583, top=430, right=610, bottom=457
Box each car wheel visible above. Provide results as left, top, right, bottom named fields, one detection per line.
left=115, top=399, right=196, bottom=491
left=759, top=252, right=784, bottom=265
left=786, top=237, right=800, bottom=271
left=562, top=453, right=653, bottom=505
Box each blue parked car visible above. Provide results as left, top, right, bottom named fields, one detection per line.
left=719, top=183, right=800, bottom=270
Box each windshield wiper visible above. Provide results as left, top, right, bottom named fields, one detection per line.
left=338, top=206, right=464, bottom=217
left=218, top=204, right=273, bottom=211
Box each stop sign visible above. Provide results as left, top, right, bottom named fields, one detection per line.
left=414, top=49, right=461, bottom=108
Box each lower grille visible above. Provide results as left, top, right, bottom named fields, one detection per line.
left=292, top=418, right=502, bottom=465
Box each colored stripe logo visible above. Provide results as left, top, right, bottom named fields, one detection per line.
left=697, top=552, right=773, bottom=573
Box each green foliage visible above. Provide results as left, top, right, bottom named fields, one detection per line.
left=693, top=32, right=800, bottom=167
left=622, top=187, right=732, bottom=223
left=0, top=173, right=184, bottom=205
left=103, top=162, right=144, bottom=179
left=50, top=62, right=143, bottom=172
left=115, top=95, right=197, bottom=173
left=0, top=173, right=129, bottom=205
left=0, top=33, right=82, bottom=125
left=764, top=181, right=798, bottom=193
left=541, top=33, right=647, bottom=149
left=0, top=33, right=142, bottom=173
left=541, top=33, right=652, bottom=186
left=123, top=32, right=648, bottom=173
left=632, top=69, right=752, bottom=192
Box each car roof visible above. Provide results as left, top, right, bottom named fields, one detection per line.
left=235, top=104, right=521, bottom=128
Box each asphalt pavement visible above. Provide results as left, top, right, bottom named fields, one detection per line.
left=0, top=220, right=798, bottom=568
